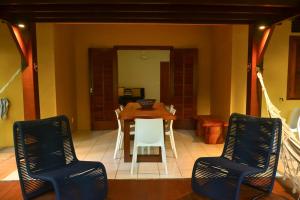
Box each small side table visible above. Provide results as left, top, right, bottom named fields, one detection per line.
left=195, top=115, right=228, bottom=144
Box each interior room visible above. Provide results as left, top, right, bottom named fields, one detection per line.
left=0, top=1, right=299, bottom=199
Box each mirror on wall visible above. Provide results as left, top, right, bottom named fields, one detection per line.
left=0, top=20, right=24, bottom=147
left=117, top=49, right=170, bottom=105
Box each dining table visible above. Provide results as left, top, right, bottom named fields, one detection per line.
left=119, top=102, right=176, bottom=162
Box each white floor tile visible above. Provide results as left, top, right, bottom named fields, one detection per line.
left=0, top=129, right=225, bottom=180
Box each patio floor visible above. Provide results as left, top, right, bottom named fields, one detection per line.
left=0, top=129, right=224, bottom=180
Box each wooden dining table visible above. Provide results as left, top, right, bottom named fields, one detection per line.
left=119, top=102, right=176, bottom=162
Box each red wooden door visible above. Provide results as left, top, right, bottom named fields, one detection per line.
left=160, top=61, right=171, bottom=104
left=172, top=49, right=198, bottom=129
left=89, top=48, right=117, bottom=130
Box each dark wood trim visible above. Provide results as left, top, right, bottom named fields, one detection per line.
left=0, top=1, right=298, bottom=25
left=114, top=46, right=173, bottom=50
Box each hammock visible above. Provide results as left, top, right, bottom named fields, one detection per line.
left=0, top=68, right=21, bottom=120
left=257, top=71, right=300, bottom=198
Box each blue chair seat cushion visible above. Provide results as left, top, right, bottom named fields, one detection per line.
left=195, top=157, right=264, bottom=176
left=31, top=161, right=107, bottom=200
left=193, top=157, right=265, bottom=200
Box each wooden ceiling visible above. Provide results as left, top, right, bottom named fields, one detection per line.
left=0, top=0, right=299, bottom=24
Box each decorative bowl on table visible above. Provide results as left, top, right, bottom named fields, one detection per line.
left=137, top=99, right=156, bottom=109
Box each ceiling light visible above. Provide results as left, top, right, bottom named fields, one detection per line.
left=258, top=25, right=266, bottom=30
left=17, top=23, right=25, bottom=28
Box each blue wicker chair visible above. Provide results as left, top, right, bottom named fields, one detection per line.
left=13, top=115, right=108, bottom=200
left=191, top=113, right=282, bottom=200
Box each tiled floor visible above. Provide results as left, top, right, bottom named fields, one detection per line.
left=0, top=129, right=224, bottom=180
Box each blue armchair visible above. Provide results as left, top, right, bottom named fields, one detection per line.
left=13, top=115, right=108, bottom=200
left=191, top=113, right=282, bottom=200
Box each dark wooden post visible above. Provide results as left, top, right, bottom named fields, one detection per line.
left=246, top=25, right=274, bottom=116
left=8, top=22, right=40, bottom=120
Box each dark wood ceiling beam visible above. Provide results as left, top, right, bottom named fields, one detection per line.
left=0, top=4, right=297, bottom=16
left=1, top=0, right=298, bottom=24
left=0, top=10, right=295, bottom=24
left=0, top=0, right=299, bottom=7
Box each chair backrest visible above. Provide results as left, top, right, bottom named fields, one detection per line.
left=288, top=108, right=300, bottom=129
left=170, top=104, right=175, bottom=113
left=115, top=108, right=122, bottom=129
left=168, top=109, right=176, bottom=130
left=134, top=118, right=164, bottom=145
left=14, top=115, right=77, bottom=176
left=119, top=105, right=124, bottom=111
left=222, top=113, right=282, bottom=170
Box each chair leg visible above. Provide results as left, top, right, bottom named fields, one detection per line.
left=119, top=132, right=124, bottom=150
left=161, top=145, right=168, bottom=175
left=131, top=145, right=138, bottom=174
left=114, top=129, right=122, bottom=159
left=169, top=130, right=178, bottom=158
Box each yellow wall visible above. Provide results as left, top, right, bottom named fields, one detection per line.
left=0, top=22, right=24, bottom=147
left=118, top=50, right=170, bottom=101
left=37, top=24, right=57, bottom=118
left=262, top=21, right=300, bottom=120
left=73, top=24, right=213, bottom=130
left=210, top=26, right=233, bottom=120
left=35, top=23, right=249, bottom=131
left=54, top=25, right=77, bottom=130
left=230, top=25, right=248, bottom=115
left=210, top=25, right=248, bottom=120
left=37, top=24, right=77, bottom=130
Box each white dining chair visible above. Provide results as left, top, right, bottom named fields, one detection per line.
left=170, top=104, right=175, bottom=112
left=165, top=104, right=175, bottom=112
left=131, top=118, right=168, bottom=175
left=114, top=108, right=134, bottom=159
left=165, top=108, right=177, bottom=158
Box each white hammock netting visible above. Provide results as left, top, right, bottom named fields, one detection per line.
left=257, top=72, right=300, bottom=198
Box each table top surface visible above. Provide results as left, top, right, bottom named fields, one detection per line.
left=119, top=102, right=176, bottom=120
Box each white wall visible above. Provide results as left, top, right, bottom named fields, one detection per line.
left=118, top=50, right=170, bottom=101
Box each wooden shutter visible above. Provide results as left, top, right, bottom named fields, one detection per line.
left=89, top=48, right=117, bottom=130
left=172, top=48, right=198, bottom=129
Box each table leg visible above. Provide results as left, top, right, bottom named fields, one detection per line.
left=124, top=120, right=131, bottom=162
